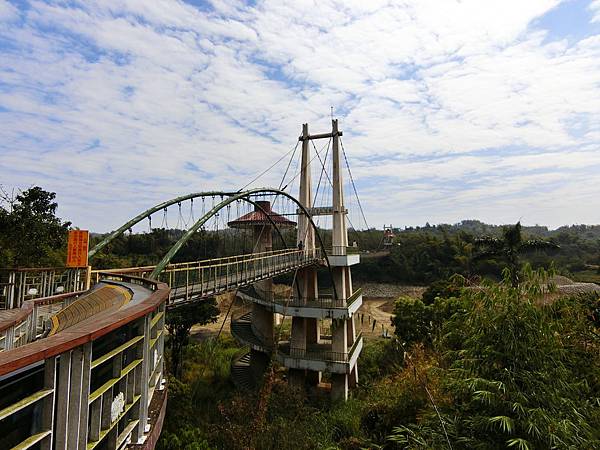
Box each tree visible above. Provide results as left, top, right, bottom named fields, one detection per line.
left=389, top=268, right=600, bottom=449
left=0, top=186, right=71, bottom=267
left=166, top=300, right=219, bottom=377
left=474, top=222, right=558, bottom=286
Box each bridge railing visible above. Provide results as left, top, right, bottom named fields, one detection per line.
left=0, top=273, right=169, bottom=450
left=239, top=287, right=363, bottom=310
left=281, top=332, right=364, bottom=363
left=0, top=266, right=90, bottom=309
left=94, top=248, right=322, bottom=304
left=330, top=245, right=360, bottom=256
left=0, top=291, right=84, bottom=351
left=274, top=288, right=362, bottom=309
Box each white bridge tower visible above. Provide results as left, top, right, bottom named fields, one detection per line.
left=290, top=119, right=362, bottom=401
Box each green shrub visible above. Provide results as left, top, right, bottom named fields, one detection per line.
left=390, top=267, right=600, bottom=449
left=392, top=293, right=468, bottom=347
left=392, top=297, right=432, bottom=346
left=358, top=339, right=404, bottom=385
left=421, top=276, right=466, bottom=305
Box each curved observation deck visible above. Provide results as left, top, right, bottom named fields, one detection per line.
left=278, top=333, right=363, bottom=375
left=0, top=273, right=169, bottom=450
left=236, top=287, right=363, bottom=320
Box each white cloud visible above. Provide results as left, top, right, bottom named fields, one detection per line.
left=591, top=0, right=600, bottom=23
left=0, top=0, right=599, bottom=230
left=0, top=0, right=18, bottom=21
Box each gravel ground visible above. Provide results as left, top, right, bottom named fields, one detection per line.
left=355, top=282, right=426, bottom=299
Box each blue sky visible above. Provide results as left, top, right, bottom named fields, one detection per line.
left=1, top=0, right=600, bottom=231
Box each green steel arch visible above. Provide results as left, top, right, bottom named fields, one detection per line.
left=149, top=187, right=333, bottom=280
left=89, top=190, right=238, bottom=258
left=89, top=187, right=336, bottom=297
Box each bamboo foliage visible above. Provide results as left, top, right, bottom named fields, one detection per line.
left=389, top=267, right=600, bottom=449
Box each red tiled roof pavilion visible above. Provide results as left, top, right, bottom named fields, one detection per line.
left=227, top=200, right=296, bottom=228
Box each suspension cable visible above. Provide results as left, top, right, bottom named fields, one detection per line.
left=278, top=141, right=299, bottom=191
left=340, top=138, right=369, bottom=230
left=311, top=138, right=362, bottom=246
left=312, top=138, right=331, bottom=206
left=239, top=140, right=300, bottom=192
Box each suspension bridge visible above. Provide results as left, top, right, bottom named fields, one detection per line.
left=0, top=120, right=367, bottom=450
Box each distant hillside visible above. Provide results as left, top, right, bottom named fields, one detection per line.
left=398, top=220, right=600, bottom=241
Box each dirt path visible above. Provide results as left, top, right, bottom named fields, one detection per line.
left=189, top=291, right=236, bottom=342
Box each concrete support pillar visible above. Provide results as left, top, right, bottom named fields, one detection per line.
left=54, top=352, right=72, bottom=450
left=298, top=123, right=314, bottom=250
left=289, top=315, right=307, bottom=390
left=49, top=345, right=94, bottom=450
left=306, top=318, right=320, bottom=345
left=345, top=267, right=353, bottom=299
left=331, top=373, right=348, bottom=402
left=89, top=398, right=102, bottom=443
left=76, top=343, right=92, bottom=449
left=290, top=316, right=306, bottom=351
left=332, top=317, right=349, bottom=400
left=349, top=364, right=359, bottom=388
left=133, top=315, right=151, bottom=443
left=251, top=303, right=273, bottom=346
left=333, top=267, right=347, bottom=301
left=66, top=346, right=84, bottom=449
left=40, top=357, right=57, bottom=450
left=249, top=217, right=275, bottom=381
left=331, top=119, right=348, bottom=255
left=346, top=314, right=356, bottom=345
left=126, top=363, right=135, bottom=404
left=332, top=319, right=348, bottom=355
left=100, top=390, right=112, bottom=432
left=157, top=304, right=166, bottom=389
left=249, top=349, right=269, bottom=382
left=305, top=317, right=321, bottom=386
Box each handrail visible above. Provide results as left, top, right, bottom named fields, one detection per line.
left=239, top=287, right=362, bottom=310
left=0, top=266, right=89, bottom=272
left=95, top=248, right=300, bottom=273
left=93, top=249, right=321, bottom=305
left=0, top=291, right=84, bottom=334
left=0, top=266, right=91, bottom=310
left=0, top=275, right=169, bottom=376
left=94, top=248, right=318, bottom=276
left=348, top=332, right=363, bottom=356
left=346, top=288, right=363, bottom=307
left=285, top=332, right=363, bottom=363
left=330, top=245, right=360, bottom=256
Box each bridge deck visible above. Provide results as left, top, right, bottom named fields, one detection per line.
left=95, top=248, right=322, bottom=305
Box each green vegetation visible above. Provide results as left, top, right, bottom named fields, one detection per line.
left=353, top=220, right=599, bottom=285
left=474, top=221, right=559, bottom=286
left=0, top=186, right=71, bottom=267
left=158, top=267, right=600, bottom=449
left=390, top=269, right=600, bottom=449
left=158, top=336, right=417, bottom=450
left=166, top=300, right=219, bottom=378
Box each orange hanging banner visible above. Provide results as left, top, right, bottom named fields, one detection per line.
left=66, top=230, right=89, bottom=267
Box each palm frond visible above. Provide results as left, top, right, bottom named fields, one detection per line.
left=520, top=240, right=560, bottom=253
left=474, top=236, right=504, bottom=249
